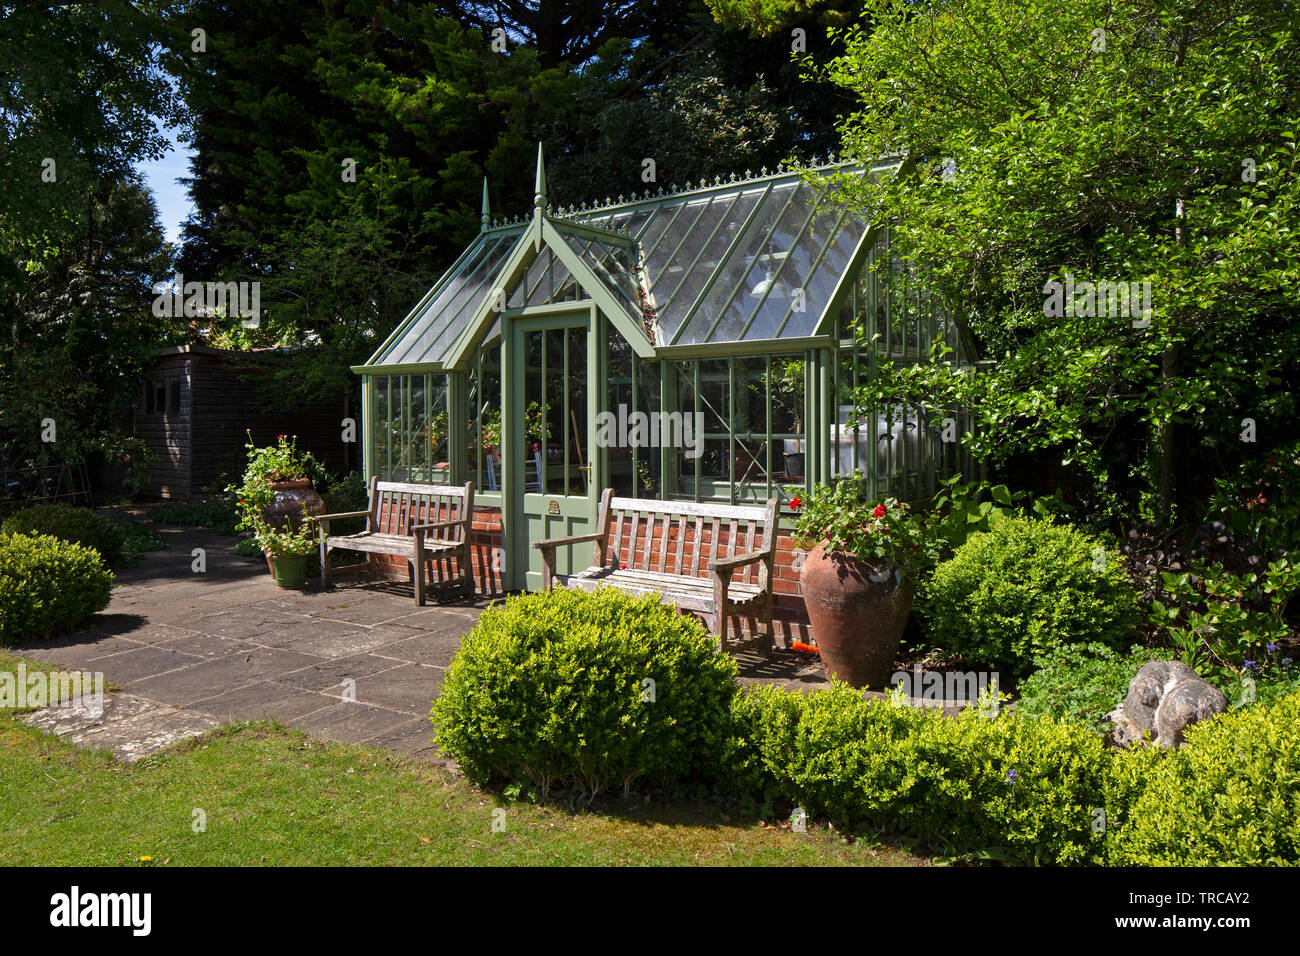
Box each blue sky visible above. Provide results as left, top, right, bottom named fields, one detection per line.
left=134, top=124, right=195, bottom=247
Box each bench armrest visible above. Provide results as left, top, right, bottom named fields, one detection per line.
left=532, top=532, right=602, bottom=551
left=707, top=550, right=769, bottom=573
left=411, top=519, right=468, bottom=534
left=316, top=510, right=369, bottom=522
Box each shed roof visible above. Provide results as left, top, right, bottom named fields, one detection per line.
left=361, top=154, right=897, bottom=372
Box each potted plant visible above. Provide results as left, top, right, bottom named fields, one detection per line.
left=230, top=433, right=324, bottom=577
left=791, top=474, right=934, bottom=688
left=253, top=517, right=318, bottom=588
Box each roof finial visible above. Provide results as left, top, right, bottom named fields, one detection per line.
left=480, top=177, right=491, bottom=231
left=533, top=142, right=547, bottom=211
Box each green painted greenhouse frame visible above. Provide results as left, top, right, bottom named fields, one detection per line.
left=352, top=146, right=977, bottom=592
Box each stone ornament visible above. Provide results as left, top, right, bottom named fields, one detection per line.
left=1109, top=660, right=1228, bottom=749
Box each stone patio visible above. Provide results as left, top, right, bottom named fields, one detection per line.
left=14, top=519, right=831, bottom=762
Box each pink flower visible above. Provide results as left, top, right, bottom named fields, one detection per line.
left=122, top=454, right=131, bottom=462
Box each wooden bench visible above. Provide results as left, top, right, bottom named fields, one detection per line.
left=533, top=489, right=777, bottom=656
left=317, top=478, right=474, bottom=605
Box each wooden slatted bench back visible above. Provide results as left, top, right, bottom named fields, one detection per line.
left=370, top=478, right=473, bottom=538
left=598, top=493, right=777, bottom=588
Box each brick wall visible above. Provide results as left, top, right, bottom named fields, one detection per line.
left=369, top=503, right=813, bottom=646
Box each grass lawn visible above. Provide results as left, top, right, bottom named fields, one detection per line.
left=0, top=652, right=922, bottom=867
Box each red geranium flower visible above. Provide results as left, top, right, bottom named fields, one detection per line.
left=872, top=504, right=887, bottom=518
left=790, top=496, right=801, bottom=510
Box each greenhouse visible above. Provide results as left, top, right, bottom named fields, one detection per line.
left=352, top=146, right=976, bottom=592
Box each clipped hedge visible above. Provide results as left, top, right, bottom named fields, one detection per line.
left=431, top=587, right=739, bottom=797
left=0, top=532, right=113, bottom=643
left=1108, top=691, right=1300, bottom=865
left=730, top=682, right=1109, bottom=864
left=924, top=515, right=1140, bottom=675
left=1, top=503, right=126, bottom=569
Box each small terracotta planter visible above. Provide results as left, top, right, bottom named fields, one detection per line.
left=800, top=543, right=915, bottom=689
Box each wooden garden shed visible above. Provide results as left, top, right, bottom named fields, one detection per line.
left=352, top=148, right=976, bottom=640
left=134, top=344, right=354, bottom=498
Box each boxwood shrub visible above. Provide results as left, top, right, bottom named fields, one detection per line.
left=431, top=587, right=739, bottom=797
left=0, top=532, right=113, bottom=642
left=1, top=503, right=126, bottom=569
left=1108, top=690, right=1300, bottom=866
left=924, top=515, right=1140, bottom=675
left=729, top=682, right=1110, bottom=865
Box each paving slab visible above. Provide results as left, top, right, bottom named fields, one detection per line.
left=75, top=644, right=206, bottom=681
left=289, top=701, right=421, bottom=745
left=366, top=717, right=444, bottom=761
left=186, top=607, right=307, bottom=641
left=127, top=646, right=328, bottom=707
left=370, top=627, right=469, bottom=668
left=270, top=653, right=408, bottom=693
left=153, top=632, right=260, bottom=661
left=349, top=663, right=444, bottom=715
left=265, top=621, right=407, bottom=658
left=187, top=680, right=335, bottom=724
left=22, top=692, right=221, bottom=763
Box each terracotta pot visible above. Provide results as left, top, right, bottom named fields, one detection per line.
left=800, top=543, right=915, bottom=689
left=262, top=480, right=324, bottom=531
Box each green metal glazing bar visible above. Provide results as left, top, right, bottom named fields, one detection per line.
left=693, top=361, right=701, bottom=501
left=563, top=326, right=570, bottom=496
left=630, top=350, right=640, bottom=500
left=765, top=355, right=773, bottom=499
left=727, top=357, right=736, bottom=506
left=669, top=182, right=773, bottom=346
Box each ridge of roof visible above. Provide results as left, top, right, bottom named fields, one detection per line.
left=484, top=153, right=901, bottom=231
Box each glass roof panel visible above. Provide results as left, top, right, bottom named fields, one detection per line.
left=376, top=232, right=506, bottom=365
left=705, top=183, right=823, bottom=342
left=365, top=161, right=883, bottom=370
left=647, top=186, right=766, bottom=340
left=762, top=207, right=863, bottom=340
left=563, top=231, right=641, bottom=316
left=389, top=230, right=519, bottom=365
left=674, top=182, right=799, bottom=345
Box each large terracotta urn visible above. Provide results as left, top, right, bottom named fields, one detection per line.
left=800, top=543, right=915, bottom=689
left=263, top=478, right=324, bottom=529
left=260, top=479, right=324, bottom=575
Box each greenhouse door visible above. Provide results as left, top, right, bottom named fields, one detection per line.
left=504, top=307, right=600, bottom=591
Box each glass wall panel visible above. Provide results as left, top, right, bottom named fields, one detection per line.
left=604, top=330, right=661, bottom=498
left=368, top=373, right=449, bottom=482
left=468, top=341, right=503, bottom=494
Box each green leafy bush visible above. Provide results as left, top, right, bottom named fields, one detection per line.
left=730, top=681, right=1109, bottom=864
left=0, top=503, right=126, bottom=568
left=431, top=587, right=739, bottom=797
left=1017, top=643, right=1172, bottom=731
left=151, top=497, right=240, bottom=535
left=1109, top=691, right=1300, bottom=865
left=924, top=516, right=1140, bottom=675
left=0, top=532, right=113, bottom=642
